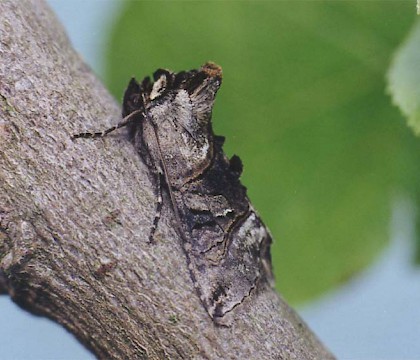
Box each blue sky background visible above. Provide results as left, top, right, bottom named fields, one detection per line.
left=1, top=1, right=420, bottom=359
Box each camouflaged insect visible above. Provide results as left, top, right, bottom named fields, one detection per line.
left=74, top=62, right=274, bottom=324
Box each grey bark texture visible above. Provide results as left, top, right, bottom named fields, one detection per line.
left=0, top=1, right=335, bottom=359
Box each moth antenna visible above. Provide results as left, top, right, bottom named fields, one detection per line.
left=72, top=109, right=143, bottom=140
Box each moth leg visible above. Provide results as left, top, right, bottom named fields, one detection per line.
left=72, top=109, right=143, bottom=139
left=147, top=168, right=164, bottom=243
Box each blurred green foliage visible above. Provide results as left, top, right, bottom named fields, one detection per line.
left=388, top=21, right=420, bottom=136
left=105, top=1, right=420, bottom=304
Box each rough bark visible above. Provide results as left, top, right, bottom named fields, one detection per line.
left=0, top=1, right=335, bottom=359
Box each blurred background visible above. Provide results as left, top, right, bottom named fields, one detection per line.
left=1, top=1, right=420, bottom=359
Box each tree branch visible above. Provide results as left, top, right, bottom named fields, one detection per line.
left=0, top=1, right=335, bottom=359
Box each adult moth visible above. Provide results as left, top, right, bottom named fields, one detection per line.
left=73, top=62, right=274, bottom=324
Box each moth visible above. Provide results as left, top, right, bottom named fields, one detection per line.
left=73, top=62, right=274, bottom=324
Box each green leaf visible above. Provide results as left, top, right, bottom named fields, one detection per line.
left=388, top=19, right=420, bottom=264
left=388, top=21, right=420, bottom=135
left=105, top=1, right=418, bottom=304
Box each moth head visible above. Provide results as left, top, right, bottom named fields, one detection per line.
left=123, top=62, right=222, bottom=118
left=147, top=62, right=223, bottom=144
left=122, top=63, right=223, bottom=179
left=149, top=62, right=222, bottom=104
left=175, top=62, right=223, bottom=130
left=146, top=63, right=223, bottom=181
